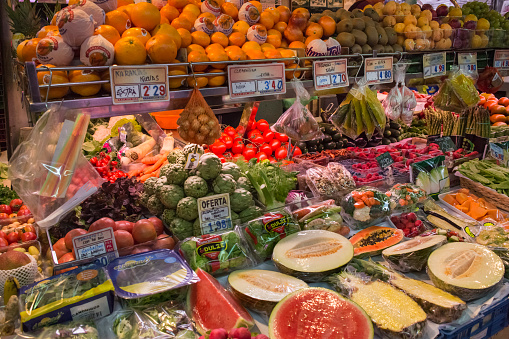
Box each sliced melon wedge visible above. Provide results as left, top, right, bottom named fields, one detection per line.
left=427, top=242, right=505, bottom=301
left=272, top=230, right=354, bottom=282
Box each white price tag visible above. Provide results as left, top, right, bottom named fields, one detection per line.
left=364, top=57, right=393, bottom=84
left=423, top=52, right=446, bottom=78
left=72, top=228, right=117, bottom=262
left=197, top=193, right=233, bottom=235
left=110, top=65, right=169, bottom=105
left=494, top=50, right=509, bottom=70
left=228, top=63, right=286, bottom=99
left=458, top=53, right=477, bottom=72
left=185, top=153, right=201, bottom=170
left=313, top=59, right=349, bottom=90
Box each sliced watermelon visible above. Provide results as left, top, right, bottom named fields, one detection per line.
left=269, top=287, right=373, bottom=339
left=187, top=268, right=255, bottom=335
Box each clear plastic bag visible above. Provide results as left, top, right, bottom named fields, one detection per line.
left=327, top=162, right=356, bottom=191
left=133, top=301, right=194, bottom=338
left=177, top=88, right=221, bottom=145
left=8, top=105, right=104, bottom=229
left=387, top=183, right=427, bottom=212
left=305, top=166, right=338, bottom=197
left=292, top=199, right=349, bottom=236
left=242, top=209, right=301, bottom=260
left=383, top=64, right=416, bottom=126
left=340, top=187, right=392, bottom=230
left=30, top=321, right=100, bottom=339
left=434, top=66, right=480, bottom=112
left=272, top=79, right=324, bottom=141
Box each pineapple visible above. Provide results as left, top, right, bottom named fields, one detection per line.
left=6, top=0, right=41, bottom=50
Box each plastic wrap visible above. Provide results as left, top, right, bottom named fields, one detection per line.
left=177, top=87, right=221, bottom=145
left=106, top=249, right=198, bottom=307
left=242, top=209, right=301, bottom=260
left=326, top=162, right=356, bottom=191
left=434, top=66, right=480, bottom=112
left=387, top=211, right=430, bottom=238
left=477, top=66, right=504, bottom=94
left=8, top=106, right=104, bottom=229
left=292, top=199, right=349, bottom=235
left=383, top=64, right=416, bottom=126
left=475, top=224, right=509, bottom=249
left=411, top=155, right=449, bottom=198
left=305, top=166, right=340, bottom=197
left=272, top=79, right=324, bottom=141
left=178, top=227, right=256, bottom=276
left=340, top=187, right=392, bottom=230
left=387, top=183, right=427, bottom=212
left=28, top=321, right=100, bottom=339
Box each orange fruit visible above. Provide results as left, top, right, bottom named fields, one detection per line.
left=305, top=35, right=319, bottom=46
left=491, top=114, right=507, bottom=123
left=499, top=97, right=509, bottom=106
left=36, top=25, right=59, bottom=39
left=171, top=17, right=193, bottom=31
left=232, top=21, right=250, bottom=35
left=161, top=16, right=169, bottom=24
left=493, top=121, right=508, bottom=127
left=179, top=11, right=198, bottom=24
left=122, top=27, right=151, bottom=45
left=292, top=7, right=310, bottom=20
left=207, top=50, right=228, bottom=69
left=117, top=0, right=134, bottom=7
left=249, top=1, right=263, bottom=14
left=318, top=15, right=336, bottom=37
left=279, top=48, right=295, bottom=65
left=264, top=49, right=282, bottom=59
left=37, top=64, right=69, bottom=99
left=117, top=4, right=134, bottom=19
left=178, top=28, right=192, bottom=47
left=205, top=43, right=225, bottom=54
left=268, top=29, right=282, bottom=39
left=280, top=39, right=288, bottom=48
left=168, top=0, right=188, bottom=9
left=208, top=69, right=226, bottom=87
left=130, top=2, right=160, bottom=31
left=261, top=43, right=275, bottom=52
left=69, top=69, right=101, bottom=97
left=266, top=35, right=281, bottom=48
left=479, top=96, right=486, bottom=105
left=94, top=25, right=121, bottom=45
left=187, top=43, right=206, bottom=54
left=114, top=36, right=147, bottom=65
left=211, top=32, right=229, bottom=47
left=245, top=49, right=265, bottom=60
left=168, top=70, right=186, bottom=89
left=259, top=12, right=275, bottom=29
left=182, top=4, right=201, bottom=18
left=105, top=10, right=131, bottom=34
left=187, top=51, right=209, bottom=71
left=228, top=32, right=246, bottom=46
left=151, top=23, right=182, bottom=49
left=16, top=40, right=28, bottom=62
left=22, top=38, right=41, bottom=63
left=285, top=63, right=301, bottom=80
left=146, top=34, right=177, bottom=63
left=305, top=23, right=323, bottom=38
left=191, top=30, right=211, bottom=47
left=225, top=46, right=247, bottom=60
left=160, top=5, right=180, bottom=22
left=51, top=13, right=57, bottom=25
left=492, top=105, right=507, bottom=115
left=273, top=21, right=287, bottom=34
left=276, top=6, right=291, bottom=23
left=199, top=12, right=217, bottom=22
left=242, top=41, right=261, bottom=53
left=168, top=59, right=187, bottom=72
left=187, top=72, right=208, bottom=88
left=288, top=41, right=305, bottom=49
left=265, top=7, right=280, bottom=22
left=221, top=2, right=238, bottom=20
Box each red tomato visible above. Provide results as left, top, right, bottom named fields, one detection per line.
left=209, top=141, right=227, bottom=156
left=263, top=130, right=274, bottom=143
left=247, top=129, right=261, bottom=139
left=235, top=125, right=245, bottom=136
left=231, top=142, right=245, bottom=154
left=292, top=146, right=302, bottom=156
left=221, top=135, right=233, bottom=149
left=224, top=126, right=237, bottom=137
left=0, top=231, right=5, bottom=239
left=223, top=152, right=233, bottom=159
left=267, top=156, right=276, bottom=163
left=17, top=208, right=31, bottom=223
left=218, top=155, right=226, bottom=163
left=246, top=120, right=255, bottom=131
left=242, top=148, right=256, bottom=160
left=255, top=152, right=268, bottom=162
left=6, top=232, right=19, bottom=244
left=0, top=237, right=7, bottom=247
left=21, top=232, right=37, bottom=242
left=245, top=143, right=257, bottom=150
left=9, top=199, right=23, bottom=212
left=0, top=205, right=12, bottom=214
left=275, top=132, right=289, bottom=142
left=259, top=144, right=273, bottom=156
left=256, top=119, right=270, bottom=132
left=0, top=213, right=9, bottom=220
left=269, top=139, right=281, bottom=151
left=275, top=147, right=288, bottom=160
left=24, top=225, right=35, bottom=233
left=251, top=134, right=265, bottom=145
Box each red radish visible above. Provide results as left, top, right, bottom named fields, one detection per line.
left=229, top=327, right=251, bottom=339
left=209, top=328, right=228, bottom=339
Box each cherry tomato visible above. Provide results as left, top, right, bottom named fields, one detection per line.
left=259, top=144, right=273, bottom=156
left=263, top=130, right=274, bottom=143
left=224, top=126, right=237, bottom=138
left=0, top=213, right=9, bottom=220
left=0, top=231, right=6, bottom=240
left=90, top=157, right=98, bottom=166
left=21, top=232, right=37, bottom=242
left=9, top=199, right=23, bottom=212
left=209, top=141, right=227, bottom=156
left=221, top=135, right=233, bottom=149
left=236, top=125, right=245, bottom=136
left=24, top=225, right=35, bottom=234
left=111, top=160, right=118, bottom=167
left=223, top=152, right=233, bottom=159
left=267, top=156, right=276, bottom=163
left=231, top=141, right=245, bottom=154
left=292, top=146, right=302, bottom=156
left=247, top=129, right=262, bottom=139
left=17, top=208, right=31, bottom=223
left=275, top=147, right=288, bottom=160
left=99, top=152, right=106, bottom=158
left=255, top=152, right=268, bottom=162
left=275, top=133, right=289, bottom=142
left=0, top=237, right=8, bottom=247
left=269, top=139, right=281, bottom=151
left=256, top=119, right=270, bottom=132
left=251, top=134, right=265, bottom=145
left=0, top=205, right=12, bottom=215
left=242, top=148, right=256, bottom=160
left=246, top=120, right=255, bottom=131
left=6, top=232, right=19, bottom=244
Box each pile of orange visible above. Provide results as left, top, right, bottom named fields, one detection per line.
left=482, top=93, right=509, bottom=126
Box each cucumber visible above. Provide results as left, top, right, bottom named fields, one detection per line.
left=389, top=137, right=398, bottom=143
left=382, top=138, right=391, bottom=145
left=391, top=130, right=401, bottom=138
left=384, top=130, right=392, bottom=138
left=390, top=122, right=401, bottom=130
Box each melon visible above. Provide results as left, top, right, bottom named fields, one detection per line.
left=272, top=230, right=353, bottom=282
left=187, top=268, right=254, bottom=335
left=350, top=226, right=404, bottom=258
left=382, top=235, right=447, bottom=272
left=228, top=270, right=308, bottom=314
left=427, top=242, right=505, bottom=301
left=269, top=287, right=373, bottom=339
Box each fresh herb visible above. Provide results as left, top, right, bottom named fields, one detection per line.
left=0, top=184, right=19, bottom=205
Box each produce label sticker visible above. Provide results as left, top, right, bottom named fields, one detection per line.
left=195, top=235, right=226, bottom=260
left=313, top=59, right=349, bottom=91
left=197, top=193, right=233, bottom=235
left=494, top=50, right=509, bottom=70
left=110, top=65, right=169, bottom=105
left=72, top=228, right=118, bottom=262
left=228, top=63, right=286, bottom=99
left=458, top=53, right=477, bottom=72
left=376, top=152, right=394, bottom=169
left=364, top=57, right=393, bottom=85
left=70, top=296, right=111, bottom=321
left=434, top=136, right=456, bottom=152
left=423, top=52, right=446, bottom=79
left=185, top=153, right=201, bottom=170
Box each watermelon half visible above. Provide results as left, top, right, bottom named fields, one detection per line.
left=269, top=287, right=374, bottom=339
left=187, top=268, right=254, bottom=335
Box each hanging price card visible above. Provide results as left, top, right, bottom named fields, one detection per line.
left=198, top=193, right=233, bottom=235
left=228, top=63, right=286, bottom=99
left=110, top=65, right=169, bottom=105
left=494, top=50, right=509, bottom=70
left=72, top=228, right=118, bottom=262
left=313, top=59, right=349, bottom=91
left=434, top=136, right=456, bottom=152
left=376, top=152, right=394, bottom=169
left=458, top=53, right=477, bottom=72
left=423, top=52, right=446, bottom=78
left=364, top=57, right=393, bottom=84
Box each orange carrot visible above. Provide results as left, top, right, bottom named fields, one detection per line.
left=143, top=152, right=169, bottom=174
left=142, top=155, right=162, bottom=165
left=139, top=172, right=156, bottom=182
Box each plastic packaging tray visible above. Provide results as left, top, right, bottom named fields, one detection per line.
left=438, top=189, right=484, bottom=223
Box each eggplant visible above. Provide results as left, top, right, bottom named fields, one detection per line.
left=354, top=138, right=368, bottom=147
left=307, top=140, right=319, bottom=147
left=323, top=135, right=333, bottom=143
left=296, top=141, right=307, bottom=150
left=346, top=142, right=356, bottom=148
left=367, top=140, right=382, bottom=147
left=332, top=133, right=342, bottom=142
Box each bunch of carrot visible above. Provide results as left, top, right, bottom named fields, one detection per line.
left=127, top=152, right=170, bottom=182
